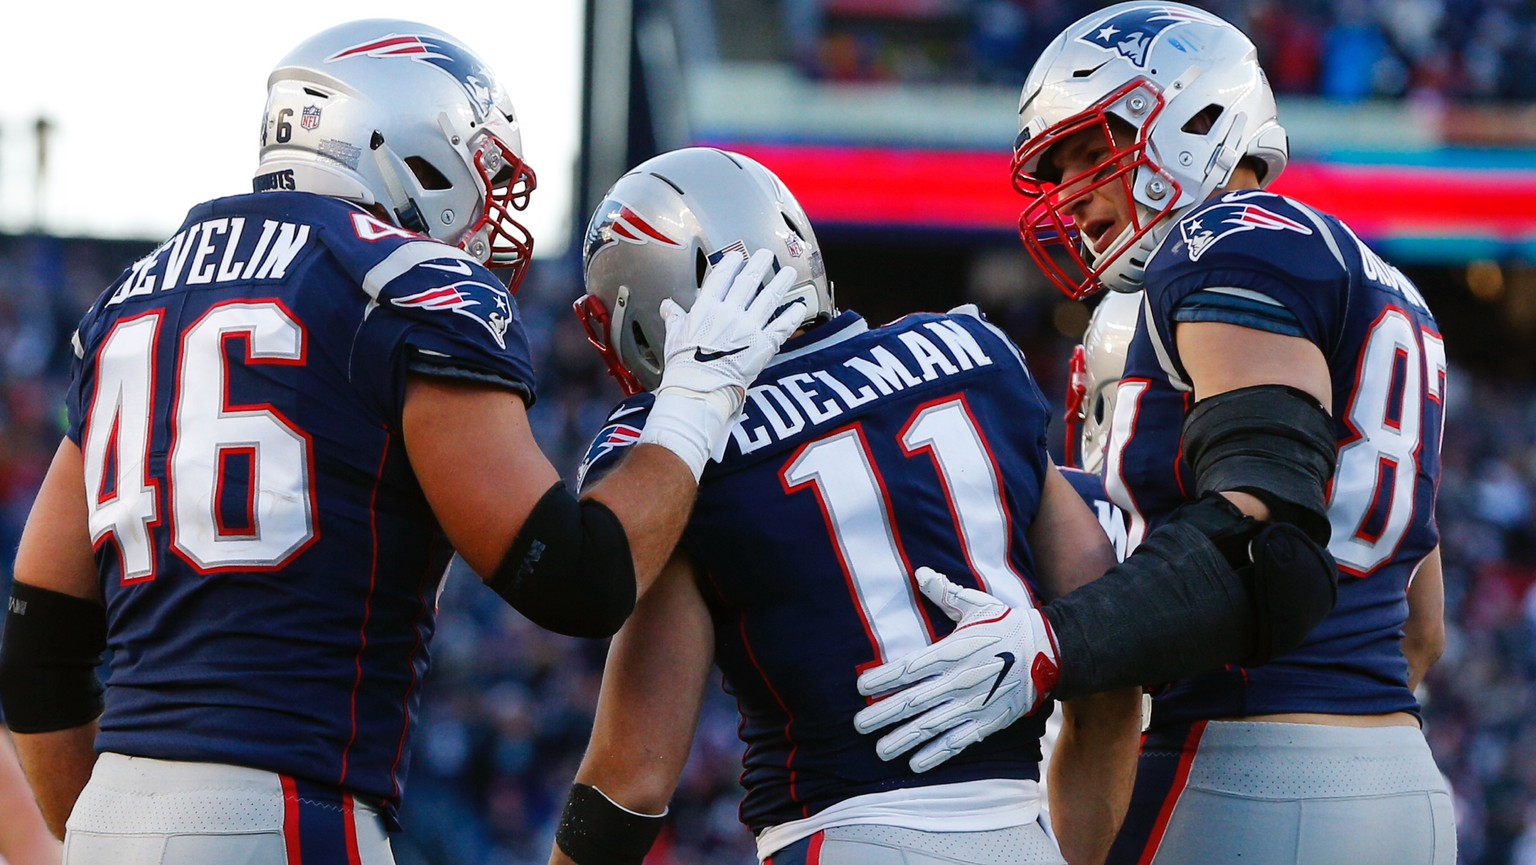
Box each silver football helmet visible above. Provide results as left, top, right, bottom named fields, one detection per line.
left=1012, top=2, right=1288, bottom=299
left=576, top=148, right=834, bottom=395
left=254, top=19, right=537, bottom=291
left=1067, top=290, right=1140, bottom=474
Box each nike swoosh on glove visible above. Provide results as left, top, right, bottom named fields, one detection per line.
left=657, top=248, right=803, bottom=400
left=852, top=566, right=1061, bottom=773
left=639, top=248, right=805, bottom=479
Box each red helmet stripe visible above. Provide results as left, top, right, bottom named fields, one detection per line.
left=618, top=207, right=680, bottom=246
left=328, top=36, right=430, bottom=61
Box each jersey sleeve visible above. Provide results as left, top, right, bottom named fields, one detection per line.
left=1146, top=193, right=1349, bottom=356
left=575, top=393, right=656, bottom=493
left=334, top=227, right=538, bottom=419
left=63, top=297, right=109, bottom=446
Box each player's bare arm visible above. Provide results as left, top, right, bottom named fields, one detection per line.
left=549, top=554, right=714, bottom=865
left=1030, top=468, right=1140, bottom=865
left=408, top=250, right=803, bottom=639
left=1404, top=546, right=1446, bottom=692
left=0, top=728, right=62, bottom=863
left=0, top=439, right=105, bottom=839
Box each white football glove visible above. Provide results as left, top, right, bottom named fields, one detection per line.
left=640, top=248, right=805, bottom=479
left=852, top=566, right=1061, bottom=773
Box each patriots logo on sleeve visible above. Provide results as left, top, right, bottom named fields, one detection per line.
left=1077, top=6, right=1212, bottom=67
left=327, top=34, right=500, bottom=120
left=391, top=261, right=513, bottom=349
left=1180, top=200, right=1313, bottom=261
left=576, top=420, right=644, bottom=491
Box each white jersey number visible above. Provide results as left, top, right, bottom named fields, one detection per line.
left=782, top=396, right=1035, bottom=665
left=83, top=302, right=314, bottom=582
left=1329, top=308, right=1445, bottom=575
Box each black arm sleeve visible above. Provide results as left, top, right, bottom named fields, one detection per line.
left=488, top=482, right=636, bottom=639
left=1182, top=384, right=1338, bottom=544
left=1044, top=494, right=1338, bottom=700
left=0, top=583, right=107, bottom=733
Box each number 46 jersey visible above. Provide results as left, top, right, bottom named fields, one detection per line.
left=580, top=309, right=1058, bottom=836
left=64, top=191, right=536, bottom=816
left=1105, top=190, right=1446, bottom=725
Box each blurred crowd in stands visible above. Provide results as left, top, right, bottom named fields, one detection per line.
left=783, top=0, right=1536, bottom=103
left=3, top=231, right=1536, bottom=863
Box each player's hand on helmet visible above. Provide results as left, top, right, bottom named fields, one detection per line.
left=657, top=248, right=804, bottom=404
left=639, top=249, right=805, bottom=480
left=853, top=567, right=1060, bottom=773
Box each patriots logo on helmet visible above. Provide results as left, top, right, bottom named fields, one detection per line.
left=392, top=266, right=514, bottom=349
left=1181, top=201, right=1313, bottom=261
left=327, top=35, right=500, bottom=120
left=583, top=199, right=681, bottom=264
left=577, top=421, right=643, bottom=489
left=1077, top=6, right=1210, bottom=68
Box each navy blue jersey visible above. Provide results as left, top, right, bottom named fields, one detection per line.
left=579, top=310, right=1057, bottom=835
left=1103, top=191, right=1445, bottom=724
left=64, top=191, right=535, bottom=815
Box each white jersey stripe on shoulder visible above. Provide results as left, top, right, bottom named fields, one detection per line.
left=1283, top=198, right=1347, bottom=270
left=1140, top=289, right=1192, bottom=393
left=359, top=241, right=479, bottom=300
left=1199, top=286, right=1287, bottom=306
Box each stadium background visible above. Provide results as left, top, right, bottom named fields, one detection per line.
left=3, top=1, right=1536, bottom=862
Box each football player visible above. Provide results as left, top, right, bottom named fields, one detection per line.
left=1060, top=289, right=1140, bottom=560
left=1039, top=289, right=1140, bottom=839
left=551, top=146, right=1143, bottom=865
left=0, top=20, right=801, bottom=865
left=872, top=4, right=1455, bottom=864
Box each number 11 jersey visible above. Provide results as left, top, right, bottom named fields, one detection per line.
left=1105, top=190, right=1446, bottom=726
left=579, top=308, right=1059, bottom=836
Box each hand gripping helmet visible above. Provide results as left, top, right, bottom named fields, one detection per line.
left=1012, top=2, right=1287, bottom=299
left=254, top=19, right=537, bottom=291
left=576, top=148, right=834, bottom=395
left=1065, top=290, right=1140, bottom=474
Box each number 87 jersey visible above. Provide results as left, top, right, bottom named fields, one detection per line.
left=1104, top=190, right=1447, bottom=724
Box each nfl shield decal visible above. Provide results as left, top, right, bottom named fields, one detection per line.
left=301, top=105, right=322, bottom=131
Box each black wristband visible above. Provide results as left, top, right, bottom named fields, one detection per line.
left=555, top=783, right=665, bottom=865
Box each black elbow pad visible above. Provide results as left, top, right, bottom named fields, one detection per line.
left=1243, top=520, right=1339, bottom=665
left=488, top=483, right=636, bottom=639
left=0, top=582, right=106, bottom=733
left=1182, top=384, right=1338, bottom=545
